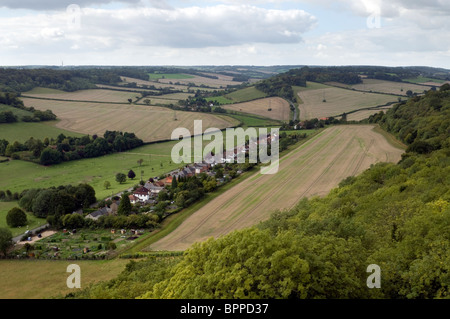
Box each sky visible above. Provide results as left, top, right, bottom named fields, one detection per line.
left=0, top=0, right=449, bottom=68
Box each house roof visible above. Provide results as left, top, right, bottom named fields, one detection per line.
left=134, top=187, right=149, bottom=195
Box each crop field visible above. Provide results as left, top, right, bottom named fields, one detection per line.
left=297, top=84, right=398, bottom=120
left=0, top=121, right=84, bottom=143
left=20, top=98, right=239, bottom=143
left=119, top=76, right=188, bottom=91
left=148, top=73, right=195, bottom=80
left=223, top=97, right=291, bottom=121
left=150, top=125, right=405, bottom=251
left=224, top=86, right=267, bottom=103
left=0, top=259, right=128, bottom=299
left=158, top=74, right=242, bottom=88
left=95, top=84, right=157, bottom=93
left=346, top=106, right=394, bottom=121
left=345, top=79, right=431, bottom=96
left=23, top=89, right=141, bottom=104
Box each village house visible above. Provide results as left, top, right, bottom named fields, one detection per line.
left=86, top=207, right=110, bottom=221
left=133, top=186, right=150, bottom=202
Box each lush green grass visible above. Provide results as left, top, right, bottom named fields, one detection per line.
left=0, top=201, right=46, bottom=237
left=148, top=73, right=195, bottom=80
left=226, top=112, right=281, bottom=127
left=0, top=104, right=34, bottom=120
left=0, top=259, right=129, bottom=299
left=206, top=96, right=234, bottom=105
left=403, top=76, right=445, bottom=84
left=0, top=121, right=84, bottom=143
left=225, top=86, right=267, bottom=102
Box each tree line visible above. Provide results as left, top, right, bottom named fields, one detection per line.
left=0, top=130, right=143, bottom=165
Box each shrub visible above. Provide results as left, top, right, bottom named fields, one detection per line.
left=6, top=207, right=27, bottom=227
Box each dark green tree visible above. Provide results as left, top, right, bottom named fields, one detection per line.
left=128, top=170, right=136, bottom=180
left=117, top=193, right=132, bottom=216
left=0, top=228, right=13, bottom=256
left=6, top=207, right=27, bottom=227
left=116, top=173, right=127, bottom=184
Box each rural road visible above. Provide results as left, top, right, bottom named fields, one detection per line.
left=12, top=223, right=49, bottom=243
left=287, top=99, right=298, bottom=122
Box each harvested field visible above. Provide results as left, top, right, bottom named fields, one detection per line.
left=347, top=79, right=430, bottom=96
left=158, top=74, right=242, bottom=88
left=150, top=125, right=405, bottom=251
left=223, top=97, right=290, bottom=121
left=120, top=76, right=188, bottom=91
left=346, top=106, right=393, bottom=121
left=297, top=85, right=398, bottom=120
left=20, top=98, right=239, bottom=143
left=23, top=89, right=141, bottom=104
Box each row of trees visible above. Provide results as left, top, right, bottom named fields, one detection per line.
left=0, top=131, right=143, bottom=165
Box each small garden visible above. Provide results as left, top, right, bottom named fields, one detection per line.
left=13, top=228, right=147, bottom=260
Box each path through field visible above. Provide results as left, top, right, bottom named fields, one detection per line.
left=150, top=125, right=404, bottom=251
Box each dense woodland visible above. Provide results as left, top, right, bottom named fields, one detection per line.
left=68, top=85, right=450, bottom=299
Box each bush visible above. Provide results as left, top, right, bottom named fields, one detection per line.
left=6, top=207, right=27, bottom=227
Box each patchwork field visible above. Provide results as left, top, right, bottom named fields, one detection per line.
left=0, top=259, right=128, bottom=299
left=224, top=86, right=267, bottom=103
left=150, top=125, right=405, bottom=251
left=23, top=89, right=141, bottom=104
left=328, top=79, right=431, bottom=96
left=223, top=97, right=290, bottom=121
left=296, top=83, right=399, bottom=120
left=20, top=98, right=239, bottom=143
left=157, top=74, right=242, bottom=88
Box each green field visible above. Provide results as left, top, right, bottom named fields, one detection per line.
left=207, top=96, right=234, bottom=105
left=403, top=76, right=445, bottom=84
left=225, top=86, right=267, bottom=102
left=226, top=112, right=281, bottom=127
left=0, top=104, right=34, bottom=120
left=0, top=259, right=129, bottom=299
left=0, top=121, right=84, bottom=143
left=148, top=73, right=195, bottom=80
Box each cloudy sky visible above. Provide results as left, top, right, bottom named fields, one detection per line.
left=0, top=0, right=449, bottom=68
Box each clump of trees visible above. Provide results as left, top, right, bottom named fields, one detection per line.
left=0, top=130, right=143, bottom=165
left=18, top=184, right=96, bottom=227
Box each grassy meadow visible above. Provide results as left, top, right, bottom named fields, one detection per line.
left=0, top=259, right=129, bottom=299
left=0, top=121, right=84, bottom=143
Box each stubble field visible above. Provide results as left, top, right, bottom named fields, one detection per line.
left=297, top=84, right=398, bottom=120
left=223, top=97, right=291, bottom=121
left=20, top=98, right=239, bottom=143
left=150, top=125, right=405, bottom=251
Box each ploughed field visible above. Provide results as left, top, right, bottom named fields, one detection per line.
left=150, top=125, right=405, bottom=251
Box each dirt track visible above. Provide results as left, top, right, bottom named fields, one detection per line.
left=150, top=125, right=405, bottom=251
